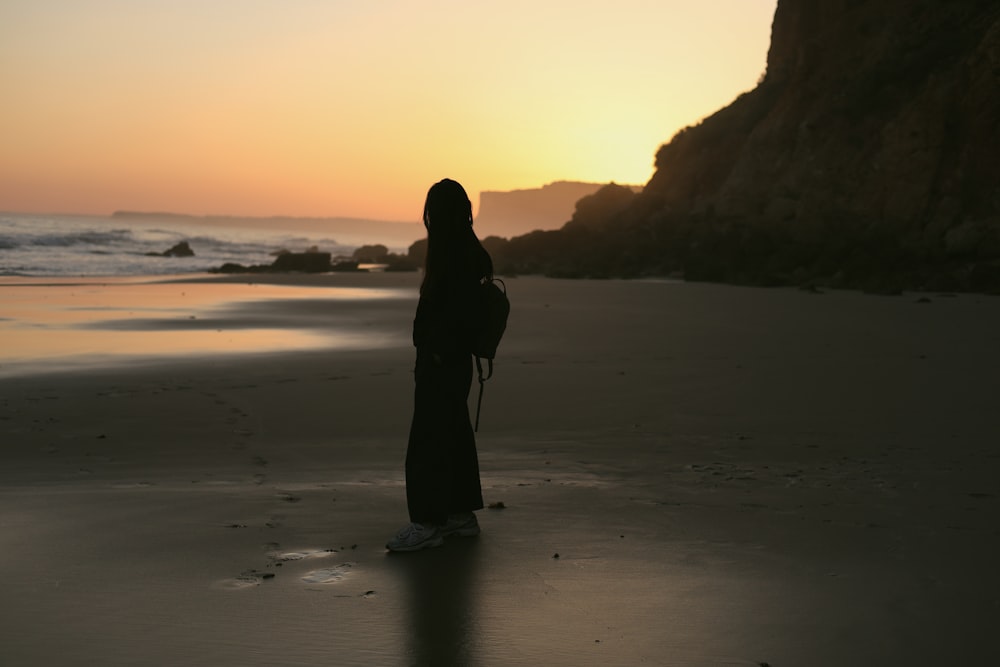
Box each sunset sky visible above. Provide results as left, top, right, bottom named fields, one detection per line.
left=1, top=1, right=777, bottom=222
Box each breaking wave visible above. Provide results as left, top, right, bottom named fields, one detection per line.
left=0, top=214, right=354, bottom=277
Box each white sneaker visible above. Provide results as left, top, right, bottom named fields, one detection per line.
left=385, top=522, right=444, bottom=552
left=441, top=512, right=480, bottom=538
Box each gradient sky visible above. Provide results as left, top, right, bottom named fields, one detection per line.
left=1, top=1, right=777, bottom=221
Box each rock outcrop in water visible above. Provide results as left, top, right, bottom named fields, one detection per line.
left=146, top=241, right=195, bottom=258
left=493, top=0, right=1000, bottom=292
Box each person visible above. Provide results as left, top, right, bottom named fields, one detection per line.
left=386, top=178, right=494, bottom=552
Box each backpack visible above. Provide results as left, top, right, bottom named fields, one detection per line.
left=471, top=277, right=510, bottom=431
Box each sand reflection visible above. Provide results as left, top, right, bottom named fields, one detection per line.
left=0, top=275, right=412, bottom=375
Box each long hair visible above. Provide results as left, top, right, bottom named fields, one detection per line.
left=421, top=179, right=492, bottom=295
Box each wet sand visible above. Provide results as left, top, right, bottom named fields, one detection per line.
left=1, top=274, right=999, bottom=665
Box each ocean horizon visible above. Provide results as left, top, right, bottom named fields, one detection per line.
left=0, top=212, right=419, bottom=278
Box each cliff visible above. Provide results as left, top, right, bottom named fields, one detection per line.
left=495, top=0, right=1000, bottom=291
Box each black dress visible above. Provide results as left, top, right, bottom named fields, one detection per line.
left=405, top=245, right=490, bottom=525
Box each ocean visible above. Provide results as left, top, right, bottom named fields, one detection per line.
left=0, top=213, right=398, bottom=278
left=0, top=213, right=422, bottom=375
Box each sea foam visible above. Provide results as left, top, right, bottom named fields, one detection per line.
left=0, top=214, right=354, bottom=277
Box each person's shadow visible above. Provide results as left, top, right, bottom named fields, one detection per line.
left=387, top=539, right=482, bottom=667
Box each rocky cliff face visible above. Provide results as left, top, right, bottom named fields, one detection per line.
left=621, top=0, right=1000, bottom=290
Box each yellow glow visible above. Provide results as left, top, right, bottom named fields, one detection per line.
left=0, top=1, right=777, bottom=220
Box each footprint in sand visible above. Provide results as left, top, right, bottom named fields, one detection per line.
left=301, top=563, right=353, bottom=584
left=268, top=549, right=337, bottom=563
left=212, top=570, right=275, bottom=590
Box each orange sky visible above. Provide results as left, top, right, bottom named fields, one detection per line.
left=0, top=1, right=778, bottom=222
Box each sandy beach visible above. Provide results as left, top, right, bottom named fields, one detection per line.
left=1, top=273, right=999, bottom=666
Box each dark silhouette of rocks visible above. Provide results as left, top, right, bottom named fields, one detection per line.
left=334, top=260, right=368, bottom=271
left=493, top=0, right=1000, bottom=292
left=382, top=256, right=420, bottom=271
left=213, top=251, right=336, bottom=274
left=271, top=251, right=332, bottom=272
left=146, top=241, right=195, bottom=257
left=562, top=183, right=639, bottom=232
left=351, top=243, right=421, bottom=271
left=211, top=247, right=420, bottom=274
left=476, top=181, right=641, bottom=238
left=352, top=244, right=390, bottom=263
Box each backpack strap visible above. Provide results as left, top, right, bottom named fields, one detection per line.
left=474, top=355, right=493, bottom=432
left=476, top=355, right=494, bottom=382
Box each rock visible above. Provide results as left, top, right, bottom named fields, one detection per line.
left=163, top=241, right=194, bottom=257
left=209, top=251, right=394, bottom=274
left=384, top=258, right=419, bottom=271
left=146, top=241, right=195, bottom=257
left=351, top=244, right=389, bottom=263
left=330, top=260, right=364, bottom=272
left=214, top=262, right=252, bottom=273
left=270, top=251, right=332, bottom=273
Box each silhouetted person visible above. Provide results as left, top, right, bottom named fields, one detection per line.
left=387, top=178, right=493, bottom=552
